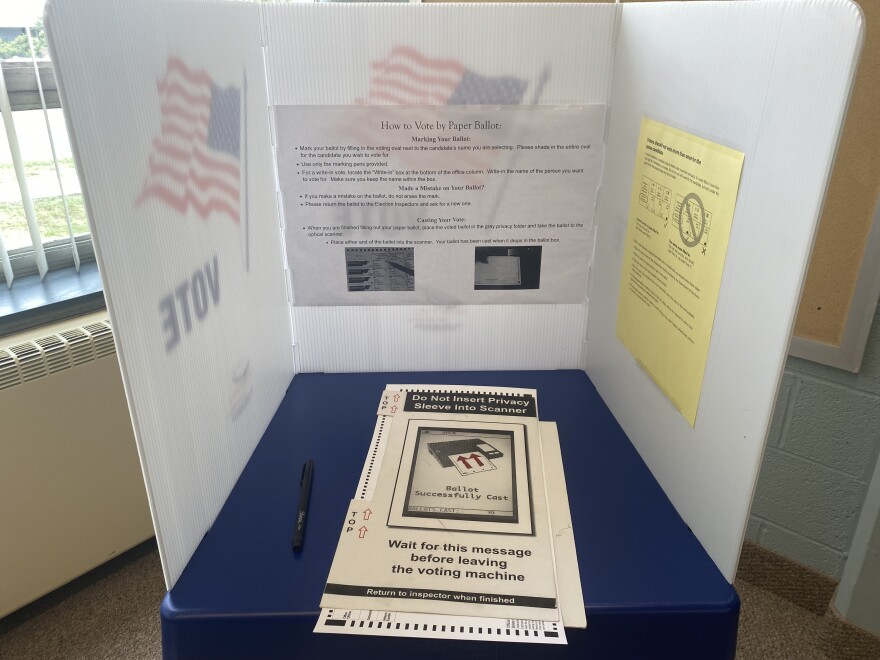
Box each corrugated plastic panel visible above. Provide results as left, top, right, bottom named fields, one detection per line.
left=46, top=0, right=294, bottom=588
left=588, top=0, right=864, bottom=582
left=264, top=2, right=618, bottom=373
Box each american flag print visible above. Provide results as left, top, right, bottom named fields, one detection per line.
left=349, top=47, right=535, bottom=180
left=137, top=57, right=241, bottom=223
left=359, top=46, right=528, bottom=106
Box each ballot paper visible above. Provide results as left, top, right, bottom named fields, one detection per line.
left=316, top=385, right=584, bottom=643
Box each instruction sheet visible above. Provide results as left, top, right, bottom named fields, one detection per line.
left=317, top=385, right=585, bottom=643
left=276, top=105, right=605, bottom=305
left=616, top=118, right=745, bottom=426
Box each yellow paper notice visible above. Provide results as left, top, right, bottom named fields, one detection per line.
left=616, top=118, right=744, bottom=426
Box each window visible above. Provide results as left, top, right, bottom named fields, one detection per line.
left=0, top=4, right=95, bottom=289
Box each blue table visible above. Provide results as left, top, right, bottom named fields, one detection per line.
left=161, top=371, right=739, bottom=659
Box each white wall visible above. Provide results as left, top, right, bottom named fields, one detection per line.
left=834, top=445, right=880, bottom=636
left=748, top=305, right=880, bottom=578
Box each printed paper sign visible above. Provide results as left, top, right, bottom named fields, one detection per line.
left=321, top=388, right=558, bottom=622
left=319, top=387, right=587, bottom=641
left=616, top=118, right=745, bottom=426
left=275, top=104, right=605, bottom=305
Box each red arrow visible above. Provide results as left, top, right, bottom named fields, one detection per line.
left=467, top=453, right=484, bottom=467
left=456, top=456, right=472, bottom=470
left=393, top=393, right=400, bottom=402
left=358, top=526, right=368, bottom=538
left=363, top=509, right=373, bottom=521
left=390, top=405, right=398, bottom=413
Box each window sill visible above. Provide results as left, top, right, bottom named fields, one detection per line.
left=0, top=262, right=105, bottom=339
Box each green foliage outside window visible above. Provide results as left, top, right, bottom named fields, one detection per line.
left=0, top=20, right=47, bottom=61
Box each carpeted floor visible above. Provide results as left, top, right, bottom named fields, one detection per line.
left=0, top=539, right=867, bottom=659
left=736, top=580, right=828, bottom=660
left=0, top=542, right=163, bottom=660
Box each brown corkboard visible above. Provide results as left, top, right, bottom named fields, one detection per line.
left=794, top=0, right=880, bottom=345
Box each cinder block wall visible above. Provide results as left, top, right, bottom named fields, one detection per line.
left=747, top=307, right=880, bottom=578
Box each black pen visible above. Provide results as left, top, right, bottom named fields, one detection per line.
left=292, top=459, right=314, bottom=551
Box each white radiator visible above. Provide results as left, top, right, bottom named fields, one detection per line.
left=0, top=311, right=154, bottom=618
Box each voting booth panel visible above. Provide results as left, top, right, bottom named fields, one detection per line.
left=265, top=3, right=618, bottom=374
left=47, top=0, right=618, bottom=588
left=46, top=0, right=863, bottom=609
left=589, top=0, right=865, bottom=581
left=46, top=0, right=293, bottom=587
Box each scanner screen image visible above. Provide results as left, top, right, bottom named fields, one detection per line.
left=474, top=245, right=542, bottom=289
left=403, top=427, right=518, bottom=524
left=345, top=247, right=415, bottom=292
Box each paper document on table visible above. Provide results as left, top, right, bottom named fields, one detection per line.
left=539, top=421, right=586, bottom=628
left=316, top=386, right=584, bottom=643
left=315, top=607, right=566, bottom=644
left=320, top=386, right=555, bottom=621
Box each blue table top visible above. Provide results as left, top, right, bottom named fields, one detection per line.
left=163, top=370, right=738, bottom=658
